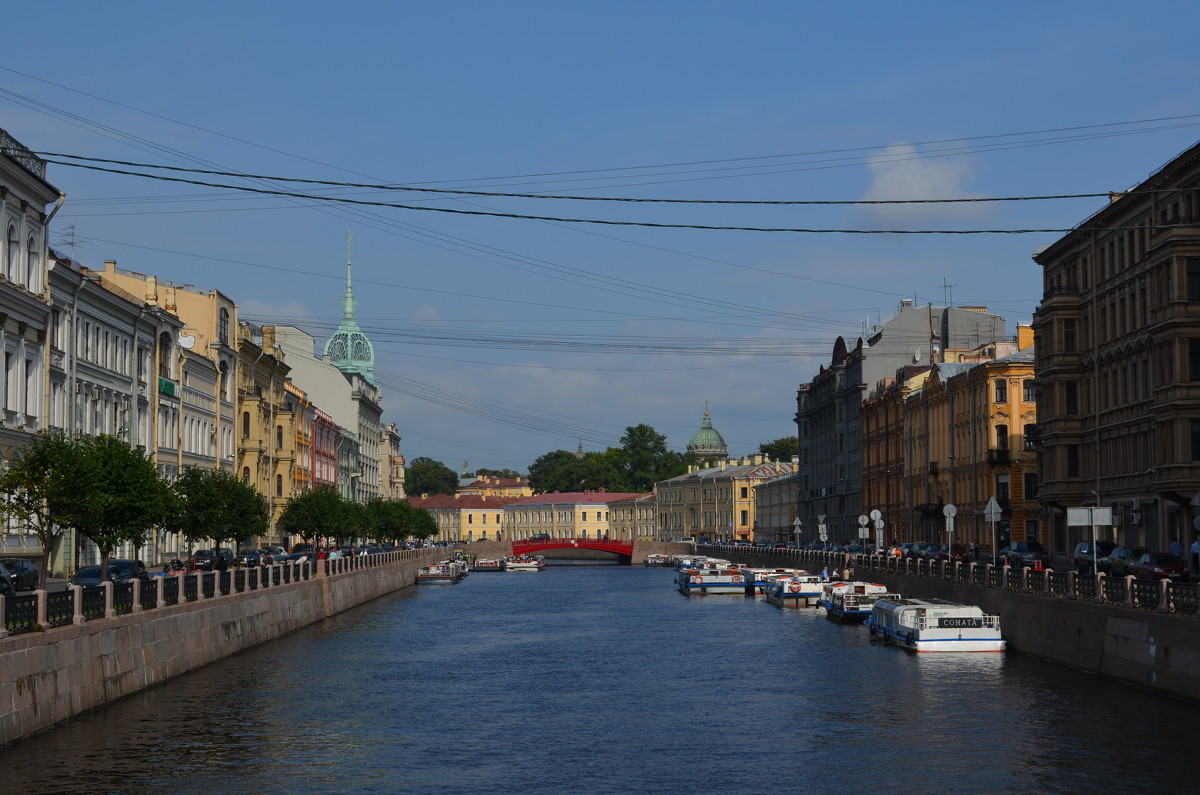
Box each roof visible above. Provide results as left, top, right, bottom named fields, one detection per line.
left=510, top=491, right=643, bottom=506
left=407, top=494, right=521, bottom=510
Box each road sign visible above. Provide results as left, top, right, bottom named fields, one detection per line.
left=945, top=516, right=955, bottom=534
left=817, top=514, right=826, bottom=524
left=984, top=497, right=1002, bottom=523
left=943, top=503, right=957, bottom=519
left=858, top=514, right=869, bottom=527
left=869, top=509, right=882, bottom=521
left=858, top=528, right=870, bottom=539
left=873, top=518, right=885, bottom=530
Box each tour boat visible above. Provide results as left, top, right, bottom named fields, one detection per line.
left=643, top=553, right=672, bottom=567
left=675, top=565, right=747, bottom=595
left=744, top=567, right=809, bottom=594
left=816, top=581, right=897, bottom=622
left=505, top=554, right=544, bottom=572
left=763, top=573, right=824, bottom=607
left=866, top=597, right=1006, bottom=652
left=416, top=561, right=466, bottom=584
left=472, top=557, right=506, bottom=572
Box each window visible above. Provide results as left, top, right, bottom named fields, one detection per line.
left=1065, top=382, right=1078, bottom=415
left=275, top=474, right=283, bottom=497
left=1023, top=380, right=1035, bottom=402
left=1025, top=520, right=1039, bottom=542
left=1063, top=319, right=1076, bottom=352
left=740, top=510, right=748, bottom=526
left=242, top=467, right=250, bottom=484
left=242, top=411, right=250, bottom=439
left=996, top=473, right=1010, bottom=501
left=994, top=380, right=1007, bottom=403
left=157, top=332, right=172, bottom=378
left=6, top=225, right=16, bottom=279
left=996, top=424, right=1009, bottom=450
left=276, top=425, right=283, bottom=448
left=740, top=486, right=748, bottom=499
left=1024, top=471, right=1038, bottom=499
left=26, top=235, right=37, bottom=289
left=1066, top=445, right=1080, bottom=478
left=1193, top=420, right=1200, bottom=462
left=1191, top=340, right=1200, bottom=382
left=24, top=358, right=34, bottom=415
left=1024, top=424, right=1037, bottom=452
left=582, top=511, right=587, bottom=522
left=218, top=307, right=230, bottom=345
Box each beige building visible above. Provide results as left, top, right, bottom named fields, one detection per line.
left=380, top=421, right=405, bottom=500
left=754, top=471, right=803, bottom=545
left=505, top=491, right=642, bottom=540
left=657, top=457, right=798, bottom=543
left=607, top=493, right=657, bottom=541
left=1033, top=139, right=1200, bottom=556
left=408, top=493, right=516, bottom=543
left=457, top=474, right=533, bottom=498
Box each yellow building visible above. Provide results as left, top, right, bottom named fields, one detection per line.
left=656, top=456, right=798, bottom=543
left=236, top=322, right=293, bottom=541
left=408, top=493, right=516, bottom=543
left=504, top=491, right=642, bottom=540
left=457, top=474, right=534, bottom=498
left=606, top=493, right=657, bottom=541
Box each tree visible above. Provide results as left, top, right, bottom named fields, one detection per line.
left=528, top=448, right=622, bottom=493
left=53, top=435, right=168, bottom=581
left=759, top=436, right=799, bottom=462
left=167, top=467, right=270, bottom=555
left=277, top=486, right=345, bottom=547
left=405, top=457, right=459, bottom=496
left=0, top=431, right=85, bottom=581
left=616, top=424, right=687, bottom=491
left=474, top=467, right=523, bottom=479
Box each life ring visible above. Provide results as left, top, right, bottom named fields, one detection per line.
left=690, top=575, right=702, bottom=583
left=787, top=583, right=802, bottom=593
left=730, top=574, right=742, bottom=583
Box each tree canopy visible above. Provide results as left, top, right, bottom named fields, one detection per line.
left=758, top=436, right=799, bottom=462
left=167, top=467, right=269, bottom=553
left=527, top=425, right=686, bottom=493
left=405, top=457, right=460, bottom=496
left=0, top=431, right=85, bottom=583
left=474, top=467, right=524, bottom=479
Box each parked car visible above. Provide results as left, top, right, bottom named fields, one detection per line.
left=69, top=565, right=123, bottom=587
left=1107, top=546, right=1148, bottom=577
left=0, top=570, right=13, bottom=596
left=0, top=558, right=39, bottom=590
left=0, top=560, right=14, bottom=592
left=109, top=559, right=150, bottom=582
left=900, top=542, right=924, bottom=559
left=1072, top=540, right=1116, bottom=574
left=1133, top=552, right=1190, bottom=582
left=292, top=542, right=316, bottom=554
left=937, top=544, right=971, bottom=563
left=998, top=541, right=1049, bottom=568
left=529, top=533, right=552, bottom=541
left=238, top=549, right=262, bottom=567
left=914, top=543, right=941, bottom=561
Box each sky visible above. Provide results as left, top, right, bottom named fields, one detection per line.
left=5, top=1, right=1200, bottom=474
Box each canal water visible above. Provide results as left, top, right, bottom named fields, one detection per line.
left=3, top=563, right=1198, bottom=793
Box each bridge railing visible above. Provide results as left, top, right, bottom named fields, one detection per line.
left=697, top=542, right=1200, bottom=618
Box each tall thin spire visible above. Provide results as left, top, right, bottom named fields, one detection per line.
left=322, top=230, right=376, bottom=385
left=342, top=230, right=356, bottom=320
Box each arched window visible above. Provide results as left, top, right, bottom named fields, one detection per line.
left=276, top=425, right=283, bottom=449
left=218, top=307, right=230, bottom=346
left=242, top=467, right=250, bottom=484
left=6, top=225, right=17, bottom=280
left=26, top=235, right=37, bottom=289
left=276, top=474, right=283, bottom=497
left=242, top=411, right=250, bottom=439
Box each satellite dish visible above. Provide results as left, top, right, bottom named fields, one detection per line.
left=913, top=347, right=922, bottom=364
left=178, top=331, right=196, bottom=350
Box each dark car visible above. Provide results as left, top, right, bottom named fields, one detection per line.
left=900, top=542, right=924, bottom=559
left=937, top=544, right=971, bottom=563
left=998, top=541, right=1049, bottom=568
left=1133, top=552, right=1190, bottom=582
left=238, top=549, right=262, bottom=567
left=1073, top=540, right=1116, bottom=575
left=528, top=533, right=551, bottom=540
left=1107, top=546, right=1148, bottom=577
left=191, top=549, right=218, bottom=571
left=0, top=558, right=40, bottom=590
left=0, top=560, right=14, bottom=592
left=292, top=542, right=316, bottom=554
left=109, top=559, right=150, bottom=582
left=69, top=565, right=123, bottom=587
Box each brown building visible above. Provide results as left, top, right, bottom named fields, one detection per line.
left=1033, top=139, right=1200, bottom=556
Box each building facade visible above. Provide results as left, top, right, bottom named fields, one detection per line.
left=1033, top=139, right=1200, bottom=556
left=656, top=457, right=797, bottom=542
left=606, top=493, right=656, bottom=541
left=408, top=493, right=516, bottom=543
left=504, top=491, right=642, bottom=540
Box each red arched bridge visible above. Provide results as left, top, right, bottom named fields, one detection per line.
left=511, top=538, right=633, bottom=559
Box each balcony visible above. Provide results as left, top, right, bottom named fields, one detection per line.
left=987, top=448, right=1011, bottom=466
left=927, top=461, right=939, bottom=476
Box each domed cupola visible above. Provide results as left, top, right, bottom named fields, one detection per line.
left=687, top=403, right=728, bottom=462
left=323, top=231, right=376, bottom=385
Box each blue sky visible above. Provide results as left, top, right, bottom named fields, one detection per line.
left=5, top=2, right=1200, bottom=473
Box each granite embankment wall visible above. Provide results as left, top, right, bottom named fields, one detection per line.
left=0, top=548, right=465, bottom=745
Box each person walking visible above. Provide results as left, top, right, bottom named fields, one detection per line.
left=1191, top=536, right=1199, bottom=573
left=1169, top=537, right=1183, bottom=557
left=820, top=566, right=829, bottom=582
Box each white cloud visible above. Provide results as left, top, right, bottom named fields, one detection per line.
left=860, top=142, right=988, bottom=223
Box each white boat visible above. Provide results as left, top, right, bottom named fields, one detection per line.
left=676, top=565, right=747, bottom=595
left=762, top=573, right=823, bottom=607
left=816, top=581, right=898, bottom=622
left=745, top=567, right=809, bottom=594
left=643, top=553, right=672, bottom=567
left=416, top=561, right=466, bottom=584
left=472, top=557, right=506, bottom=572
left=505, top=554, right=544, bottom=572
left=866, top=597, right=1006, bottom=652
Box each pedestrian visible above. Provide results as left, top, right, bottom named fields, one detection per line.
left=821, top=566, right=829, bottom=582
left=843, top=565, right=852, bottom=581
left=215, top=553, right=228, bottom=573
left=1169, top=536, right=1183, bottom=557
left=1191, top=536, right=1199, bottom=573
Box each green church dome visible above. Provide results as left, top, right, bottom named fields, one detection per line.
left=687, top=407, right=727, bottom=460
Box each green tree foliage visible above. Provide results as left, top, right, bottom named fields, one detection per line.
left=527, top=449, right=618, bottom=493
left=405, top=457, right=460, bottom=496
left=53, top=435, right=168, bottom=580
left=167, top=467, right=269, bottom=553
left=277, top=486, right=344, bottom=546
left=758, top=436, right=799, bottom=462
left=0, top=431, right=85, bottom=580
left=616, top=424, right=687, bottom=491
left=474, top=467, right=523, bottom=479
left=368, top=499, right=437, bottom=543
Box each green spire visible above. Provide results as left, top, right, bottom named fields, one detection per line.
left=322, top=231, right=376, bottom=384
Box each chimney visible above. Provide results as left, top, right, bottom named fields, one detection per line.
left=145, top=275, right=159, bottom=306
left=261, top=326, right=276, bottom=349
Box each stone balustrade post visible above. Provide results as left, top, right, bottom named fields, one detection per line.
left=1158, top=579, right=1171, bottom=613
left=0, top=594, right=7, bottom=639
left=196, top=572, right=206, bottom=601
left=102, top=581, right=115, bottom=619
left=1043, top=567, right=1051, bottom=593
left=35, top=589, right=48, bottom=628
left=71, top=585, right=84, bottom=625
left=157, top=575, right=166, bottom=608
left=1066, top=570, right=1076, bottom=598
left=1001, top=564, right=1009, bottom=590
left=1093, top=572, right=1105, bottom=602
left=132, top=578, right=142, bottom=612
left=1123, top=575, right=1135, bottom=607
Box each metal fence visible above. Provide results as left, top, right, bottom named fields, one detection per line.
left=0, top=547, right=437, bottom=638
left=697, top=544, right=1200, bottom=618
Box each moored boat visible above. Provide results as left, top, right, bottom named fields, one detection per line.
left=866, top=597, right=1006, bottom=652
left=676, top=565, right=747, bottom=595
left=472, top=557, right=506, bottom=572
left=416, top=561, right=466, bottom=584
left=763, top=573, right=823, bottom=607
left=643, top=553, right=672, bottom=567
left=817, top=581, right=897, bottom=622
left=505, top=554, right=544, bottom=572
left=744, top=567, right=809, bottom=594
